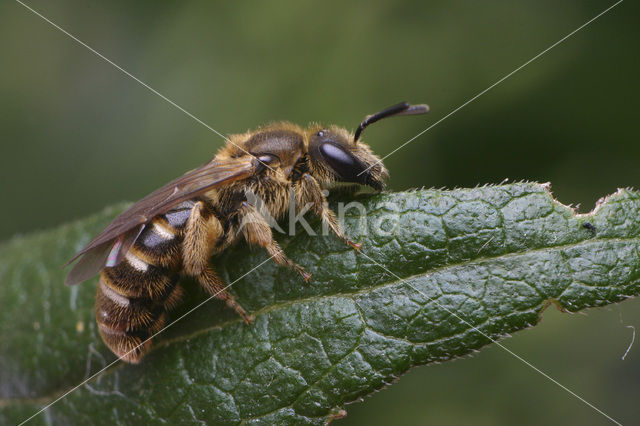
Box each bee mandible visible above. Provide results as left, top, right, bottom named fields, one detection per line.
left=66, top=102, right=429, bottom=363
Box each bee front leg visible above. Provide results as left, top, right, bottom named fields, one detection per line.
left=295, top=174, right=361, bottom=250
left=183, top=201, right=252, bottom=323
left=237, top=202, right=312, bottom=282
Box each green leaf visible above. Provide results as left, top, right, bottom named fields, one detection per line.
left=2, top=182, right=639, bottom=424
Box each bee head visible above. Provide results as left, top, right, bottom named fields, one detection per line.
left=308, top=126, right=388, bottom=191
left=307, top=102, right=428, bottom=192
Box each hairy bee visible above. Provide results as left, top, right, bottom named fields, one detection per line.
left=66, top=102, right=429, bottom=363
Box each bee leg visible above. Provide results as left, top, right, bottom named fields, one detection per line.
left=238, top=202, right=312, bottom=282
left=197, top=266, right=253, bottom=324
left=182, top=201, right=223, bottom=276
left=183, top=201, right=252, bottom=323
left=296, top=174, right=361, bottom=250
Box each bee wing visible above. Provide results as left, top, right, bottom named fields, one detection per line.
left=65, top=225, right=145, bottom=286
left=65, top=156, right=258, bottom=285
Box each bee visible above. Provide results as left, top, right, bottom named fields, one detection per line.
left=66, top=102, right=429, bottom=363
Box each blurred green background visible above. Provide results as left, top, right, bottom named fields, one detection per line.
left=1, top=0, right=639, bottom=424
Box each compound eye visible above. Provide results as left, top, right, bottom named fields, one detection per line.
left=318, top=143, right=366, bottom=183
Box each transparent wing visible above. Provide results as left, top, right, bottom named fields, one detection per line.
left=65, top=156, right=258, bottom=285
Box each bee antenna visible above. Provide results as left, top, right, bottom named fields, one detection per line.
left=354, top=102, right=429, bottom=143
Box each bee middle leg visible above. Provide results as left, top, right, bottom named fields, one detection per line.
left=183, top=201, right=252, bottom=323
left=295, top=174, right=361, bottom=250
left=237, top=202, right=312, bottom=282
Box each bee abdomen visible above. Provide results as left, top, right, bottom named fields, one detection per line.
left=96, top=203, right=196, bottom=362
left=96, top=210, right=191, bottom=362
left=132, top=219, right=183, bottom=269
left=96, top=309, right=166, bottom=364
left=102, top=251, right=173, bottom=299
left=96, top=271, right=182, bottom=363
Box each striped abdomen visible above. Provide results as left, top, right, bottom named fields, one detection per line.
left=96, top=202, right=194, bottom=363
